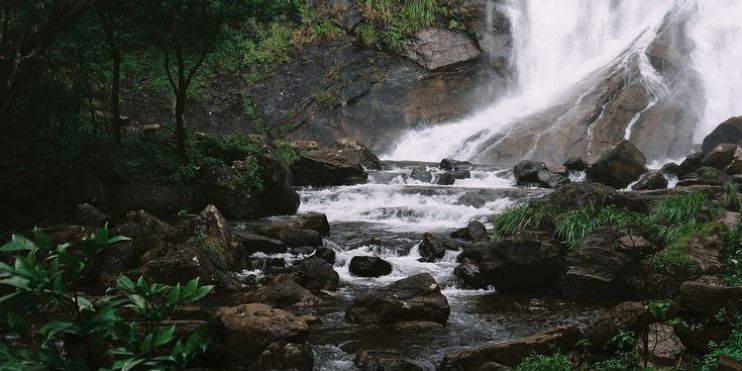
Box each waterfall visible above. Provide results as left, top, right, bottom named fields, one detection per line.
left=383, top=0, right=742, bottom=164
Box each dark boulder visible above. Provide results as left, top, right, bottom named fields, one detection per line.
left=546, top=182, right=645, bottom=212
left=454, top=231, right=562, bottom=292
left=450, top=221, right=490, bottom=242
left=559, top=227, right=654, bottom=299
left=586, top=140, right=648, bottom=189
left=440, top=159, right=473, bottom=171
left=513, top=160, right=547, bottom=185
left=725, top=146, right=742, bottom=175
left=410, top=167, right=433, bottom=183
left=75, top=203, right=112, bottom=227
left=419, top=232, right=466, bottom=262
left=450, top=169, right=472, bottom=179
left=235, top=274, right=320, bottom=309
left=701, top=116, right=742, bottom=154
left=678, top=276, right=742, bottom=317
left=256, top=341, right=313, bottom=371
left=349, top=256, right=393, bottom=277
left=700, top=143, right=737, bottom=169
left=563, top=157, right=588, bottom=171
left=233, top=231, right=288, bottom=255
left=676, top=152, right=703, bottom=177
left=289, top=145, right=369, bottom=186
left=436, top=172, right=456, bottom=185
left=536, top=170, right=570, bottom=189
left=313, top=246, right=336, bottom=264
left=289, top=256, right=339, bottom=293
left=255, top=213, right=331, bottom=237
left=439, top=326, right=581, bottom=369
left=335, top=137, right=383, bottom=170
left=631, top=171, right=668, bottom=191
left=660, top=162, right=680, bottom=174
left=346, top=273, right=450, bottom=325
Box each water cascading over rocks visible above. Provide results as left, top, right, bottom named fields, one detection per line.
left=385, top=0, right=742, bottom=166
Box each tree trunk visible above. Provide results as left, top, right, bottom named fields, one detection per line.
left=111, top=47, right=122, bottom=144
left=175, top=85, right=187, bottom=163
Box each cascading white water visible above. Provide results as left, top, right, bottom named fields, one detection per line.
left=384, top=0, right=742, bottom=163
left=688, top=0, right=742, bottom=142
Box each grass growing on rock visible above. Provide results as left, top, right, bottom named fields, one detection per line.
left=493, top=203, right=550, bottom=236
left=515, top=352, right=572, bottom=371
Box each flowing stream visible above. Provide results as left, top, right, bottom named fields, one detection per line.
left=246, top=164, right=613, bottom=370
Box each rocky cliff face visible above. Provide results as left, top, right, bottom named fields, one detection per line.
left=121, top=0, right=512, bottom=155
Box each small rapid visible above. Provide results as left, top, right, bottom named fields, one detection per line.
left=266, top=162, right=612, bottom=370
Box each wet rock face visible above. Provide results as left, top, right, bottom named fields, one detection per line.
left=586, top=140, right=648, bottom=189
left=419, top=232, right=466, bottom=262
left=349, top=256, right=393, bottom=277
left=455, top=231, right=563, bottom=292
left=546, top=182, right=645, bottom=212
left=559, top=227, right=654, bottom=299
left=514, top=160, right=548, bottom=185
left=410, top=167, right=433, bottom=183
left=631, top=171, right=668, bottom=191
left=440, top=325, right=581, bottom=370
left=403, top=28, right=481, bottom=70
left=345, top=273, right=450, bottom=325
left=701, top=116, right=742, bottom=154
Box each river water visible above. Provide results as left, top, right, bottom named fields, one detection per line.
left=248, top=162, right=614, bottom=370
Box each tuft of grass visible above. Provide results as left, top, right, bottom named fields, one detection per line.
left=723, top=182, right=742, bottom=212
left=554, top=206, right=636, bottom=249
left=494, top=203, right=550, bottom=236
left=515, top=353, right=572, bottom=371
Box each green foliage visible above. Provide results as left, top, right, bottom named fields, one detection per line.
left=723, top=182, right=742, bottom=212
left=355, top=0, right=462, bottom=52
left=494, top=203, right=550, bottom=236
left=554, top=206, right=636, bottom=249
left=0, top=227, right=214, bottom=370
left=702, top=319, right=742, bottom=371
left=722, top=226, right=742, bottom=286
left=515, top=352, right=572, bottom=371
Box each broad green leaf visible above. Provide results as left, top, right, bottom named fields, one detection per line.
left=116, top=275, right=136, bottom=292
left=0, top=234, right=36, bottom=252
left=76, top=296, right=95, bottom=312
left=38, top=321, right=77, bottom=341
left=166, top=284, right=181, bottom=305
left=0, top=275, right=31, bottom=290
left=32, top=228, right=52, bottom=249
left=153, top=325, right=176, bottom=347
left=107, top=235, right=132, bottom=244
left=187, top=285, right=213, bottom=302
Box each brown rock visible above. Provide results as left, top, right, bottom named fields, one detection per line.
left=588, top=302, right=648, bottom=352
left=640, top=323, right=686, bottom=367
left=586, top=140, right=648, bottom=189
left=216, top=304, right=310, bottom=364
left=440, top=326, right=581, bottom=369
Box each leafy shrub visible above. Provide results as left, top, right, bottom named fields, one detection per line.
left=0, top=227, right=214, bottom=370
left=494, top=203, right=551, bottom=236
left=515, top=352, right=572, bottom=371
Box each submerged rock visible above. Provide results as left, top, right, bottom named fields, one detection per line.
left=436, top=172, right=457, bottom=185
left=440, top=326, right=581, bottom=369
left=346, top=273, right=450, bottom=325
left=410, top=167, right=433, bottom=183
left=349, top=256, right=393, bottom=277
left=586, top=140, right=648, bottom=189
left=419, top=232, right=466, bottom=262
